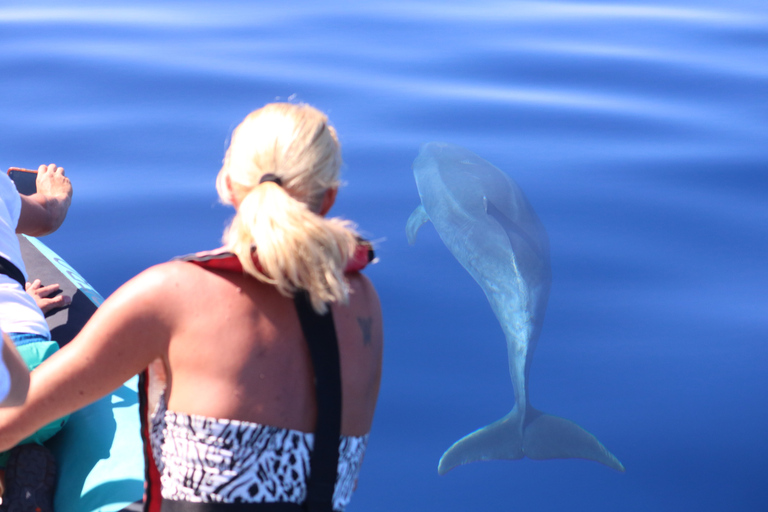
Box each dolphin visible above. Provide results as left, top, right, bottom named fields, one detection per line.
left=407, top=142, right=624, bottom=475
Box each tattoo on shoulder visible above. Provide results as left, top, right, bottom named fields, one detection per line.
left=357, top=316, right=373, bottom=346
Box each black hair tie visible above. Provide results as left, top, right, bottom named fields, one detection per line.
left=259, top=173, right=283, bottom=187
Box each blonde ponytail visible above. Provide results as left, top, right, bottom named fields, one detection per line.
left=217, top=103, right=360, bottom=314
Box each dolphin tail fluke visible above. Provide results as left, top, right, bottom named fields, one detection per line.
left=522, top=408, right=625, bottom=472
left=438, top=407, right=524, bottom=475
left=406, top=204, right=430, bottom=245
left=438, top=407, right=624, bottom=475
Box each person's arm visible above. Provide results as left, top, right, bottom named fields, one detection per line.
left=16, top=164, right=72, bottom=236
left=0, top=332, right=30, bottom=408
left=0, top=263, right=179, bottom=449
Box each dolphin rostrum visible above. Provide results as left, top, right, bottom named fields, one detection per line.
left=407, top=142, right=624, bottom=474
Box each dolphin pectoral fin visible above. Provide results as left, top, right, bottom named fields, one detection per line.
left=438, top=408, right=524, bottom=475
left=406, top=204, right=430, bottom=245
left=522, top=409, right=625, bottom=472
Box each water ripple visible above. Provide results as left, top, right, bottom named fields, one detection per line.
left=509, top=40, right=768, bottom=79
left=2, top=2, right=766, bottom=28
left=364, top=1, right=768, bottom=26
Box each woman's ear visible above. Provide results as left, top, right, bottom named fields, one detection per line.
left=226, top=174, right=241, bottom=208
left=319, top=187, right=338, bottom=216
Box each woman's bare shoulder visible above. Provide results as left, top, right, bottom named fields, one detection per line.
left=102, top=260, right=214, bottom=317
left=127, top=260, right=212, bottom=289
left=345, top=273, right=382, bottom=318
left=347, top=272, right=379, bottom=300
left=336, top=273, right=383, bottom=348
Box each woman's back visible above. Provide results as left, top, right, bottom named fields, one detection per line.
left=154, top=259, right=383, bottom=438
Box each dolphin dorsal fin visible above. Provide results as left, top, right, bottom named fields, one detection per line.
left=406, top=204, right=430, bottom=245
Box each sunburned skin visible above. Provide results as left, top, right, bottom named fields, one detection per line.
left=151, top=263, right=383, bottom=438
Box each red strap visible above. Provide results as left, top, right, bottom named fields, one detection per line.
left=177, top=240, right=374, bottom=274
left=139, top=369, right=162, bottom=512
left=347, top=240, right=374, bottom=272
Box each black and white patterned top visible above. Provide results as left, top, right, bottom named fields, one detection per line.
left=150, top=393, right=369, bottom=511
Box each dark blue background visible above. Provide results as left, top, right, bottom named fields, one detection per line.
left=2, top=1, right=767, bottom=510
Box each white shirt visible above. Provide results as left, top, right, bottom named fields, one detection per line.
left=0, top=173, right=49, bottom=338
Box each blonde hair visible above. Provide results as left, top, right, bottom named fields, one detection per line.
left=216, top=103, right=359, bottom=314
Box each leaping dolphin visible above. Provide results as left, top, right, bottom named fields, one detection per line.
left=407, top=142, right=624, bottom=474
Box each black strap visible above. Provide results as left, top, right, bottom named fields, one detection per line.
left=162, top=502, right=302, bottom=512
left=0, top=255, right=26, bottom=289
left=293, top=290, right=342, bottom=512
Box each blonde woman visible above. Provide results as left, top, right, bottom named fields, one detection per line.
left=0, top=103, right=383, bottom=512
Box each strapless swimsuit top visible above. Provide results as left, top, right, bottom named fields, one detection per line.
left=150, top=393, right=368, bottom=511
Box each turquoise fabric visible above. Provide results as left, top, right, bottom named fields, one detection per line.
left=0, top=335, right=69, bottom=467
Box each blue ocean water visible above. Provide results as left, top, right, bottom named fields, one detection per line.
left=2, top=1, right=767, bottom=510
